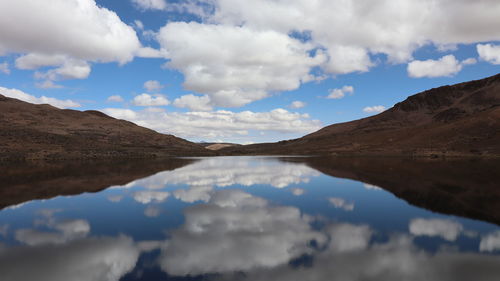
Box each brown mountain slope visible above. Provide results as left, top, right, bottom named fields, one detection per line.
left=223, top=73, right=500, bottom=157
left=0, top=94, right=213, bottom=160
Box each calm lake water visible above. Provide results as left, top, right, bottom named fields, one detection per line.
left=0, top=156, right=499, bottom=281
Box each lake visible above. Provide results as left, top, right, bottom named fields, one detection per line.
left=0, top=156, right=499, bottom=281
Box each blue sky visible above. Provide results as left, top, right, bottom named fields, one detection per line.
left=0, top=0, right=499, bottom=143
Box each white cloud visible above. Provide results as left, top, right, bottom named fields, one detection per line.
left=132, top=93, right=170, bottom=106
left=0, top=87, right=80, bottom=109
left=158, top=22, right=324, bottom=107
left=102, top=107, right=321, bottom=141
left=15, top=53, right=66, bottom=70
left=131, top=0, right=167, bottom=11
left=0, top=62, right=9, bottom=74
left=102, top=108, right=137, bottom=120
left=461, top=58, right=477, bottom=65
left=133, top=20, right=144, bottom=30
left=159, top=189, right=325, bottom=275
left=173, top=94, right=213, bottom=111
left=133, top=191, right=170, bottom=204
left=0, top=0, right=140, bottom=63
left=328, top=197, right=355, bottom=211
left=363, top=105, right=386, bottom=114
left=289, top=101, right=306, bottom=109
left=201, top=0, right=500, bottom=72
left=409, top=218, right=463, bottom=241
left=34, top=59, right=91, bottom=81
left=107, top=95, right=124, bottom=102
left=477, top=43, right=500, bottom=65
left=407, top=55, right=476, bottom=78
left=479, top=231, right=500, bottom=252
left=327, top=85, right=354, bottom=99
left=143, top=80, right=164, bottom=92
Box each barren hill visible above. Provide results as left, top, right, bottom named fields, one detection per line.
left=0, top=95, right=212, bottom=160
left=223, top=73, right=500, bottom=157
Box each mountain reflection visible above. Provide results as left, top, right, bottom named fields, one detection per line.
left=0, top=156, right=499, bottom=281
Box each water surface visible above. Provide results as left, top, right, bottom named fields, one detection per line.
left=0, top=156, right=499, bottom=281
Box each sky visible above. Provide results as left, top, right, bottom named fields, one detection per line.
left=0, top=0, right=499, bottom=144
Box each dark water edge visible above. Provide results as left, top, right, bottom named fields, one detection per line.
left=0, top=156, right=499, bottom=281
left=2, top=156, right=499, bottom=225
left=285, top=156, right=500, bottom=226
left=0, top=158, right=197, bottom=210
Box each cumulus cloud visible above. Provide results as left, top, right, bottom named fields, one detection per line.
left=173, top=94, right=213, bottom=111
left=363, top=105, right=386, bottom=114
left=158, top=22, right=324, bottom=107
left=477, top=44, right=500, bottom=65
left=289, top=101, right=306, bottom=109
left=107, top=95, right=124, bottom=102
left=143, top=80, right=164, bottom=92
left=0, top=0, right=140, bottom=63
left=407, top=55, right=475, bottom=78
left=159, top=189, right=325, bottom=275
left=131, top=93, right=169, bottom=106
left=328, top=197, right=355, bottom=211
left=34, top=59, right=92, bottom=81
left=102, top=107, right=321, bottom=141
left=327, top=85, right=354, bottom=99
left=131, top=0, right=167, bottom=11
left=196, top=0, right=500, bottom=71
left=0, top=62, right=9, bottom=74
left=0, top=87, right=80, bottom=108
left=409, top=218, right=463, bottom=241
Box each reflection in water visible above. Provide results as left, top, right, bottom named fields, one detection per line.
left=0, top=156, right=499, bottom=281
left=159, top=189, right=323, bottom=275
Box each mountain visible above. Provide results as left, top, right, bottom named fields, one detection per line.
left=223, top=73, right=500, bottom=157
left=0, top=94, right=213, bottom=160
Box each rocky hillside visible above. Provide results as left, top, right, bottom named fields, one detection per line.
left=223, top=73, right=500, bottom=157
left=0, top=95, right=213, bottom=160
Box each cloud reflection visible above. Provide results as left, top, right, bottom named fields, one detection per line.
left=159, top=189, right=325, bottom=275
left=120, top=157, right=320, bottom=190
left=409, top=218, right=464, bottom=241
